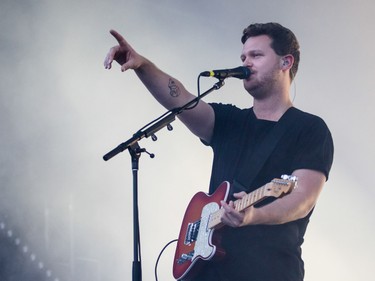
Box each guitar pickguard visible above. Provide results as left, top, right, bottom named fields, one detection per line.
left=191, top=202, right=220, bottom=260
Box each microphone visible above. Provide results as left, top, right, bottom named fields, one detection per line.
left=200, top=66, right=251, bottom=80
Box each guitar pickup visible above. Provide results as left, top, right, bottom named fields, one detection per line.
left=177, top=251, right=195, bottom=264
left=184, top=220, right=200, bottom=245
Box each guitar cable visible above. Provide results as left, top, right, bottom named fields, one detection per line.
left=154, top=238, right=178, bottom=281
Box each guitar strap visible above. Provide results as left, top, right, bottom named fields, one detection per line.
left=231, top=107, right=301, bottom=195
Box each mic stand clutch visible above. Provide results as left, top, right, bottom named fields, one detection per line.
left=102, top=79, right=225, bottom=281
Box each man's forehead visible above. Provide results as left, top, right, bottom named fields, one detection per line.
left=242, top=35, right=273, bottom=51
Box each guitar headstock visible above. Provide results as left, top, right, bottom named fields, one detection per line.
left=265, top=175, right=297, bottom=198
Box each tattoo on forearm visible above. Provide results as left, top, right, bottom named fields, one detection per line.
left=168, top=78, right=180, bottom=97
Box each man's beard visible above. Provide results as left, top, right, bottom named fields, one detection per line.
left=246, top=69, right=279, bottom=100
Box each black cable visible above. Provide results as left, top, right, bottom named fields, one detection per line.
left=178, top=74, right=203, bottom=111
left=154, top=238, right=178, bottom=281
left=138, top=109, right=174, bottom=132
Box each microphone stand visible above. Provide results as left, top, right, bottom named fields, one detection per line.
left=103, top=78, right=225, bottom=281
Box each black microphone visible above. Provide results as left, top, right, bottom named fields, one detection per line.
left=200, top=66, right=251, bottom=80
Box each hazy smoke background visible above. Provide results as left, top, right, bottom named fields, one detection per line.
left=1, top=0, right=374, bottom=280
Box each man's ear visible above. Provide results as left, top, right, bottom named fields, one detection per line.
left=280, top=55, right=294, bottom=70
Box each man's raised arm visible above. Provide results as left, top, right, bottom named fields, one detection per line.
left=104, top=29, right=215, bottom=143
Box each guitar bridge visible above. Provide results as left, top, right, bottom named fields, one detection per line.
left=184, top=220, right=200, bottom=245
left=177, top=250, right=194, bottom=264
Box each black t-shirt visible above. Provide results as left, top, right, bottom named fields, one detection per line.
left=196, top=103, right=334, bottom=281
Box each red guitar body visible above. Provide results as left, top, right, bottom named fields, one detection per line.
left=172, top=181, right=230, bottom=280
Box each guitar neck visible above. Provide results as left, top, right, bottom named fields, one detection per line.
left=207, top=183, right=269, bottom=229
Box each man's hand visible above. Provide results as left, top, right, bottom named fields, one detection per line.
left=104, top=29, right=143, bottom=72
left=220, top=192, right=249, bottom=227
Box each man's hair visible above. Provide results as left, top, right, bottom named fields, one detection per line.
left=241, top=22, right=300, bottom=80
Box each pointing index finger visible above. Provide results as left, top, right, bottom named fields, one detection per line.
left=110, top=29, right=128, bottom=46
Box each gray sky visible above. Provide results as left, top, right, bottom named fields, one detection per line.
left=1, top=0, right=374, bottom=280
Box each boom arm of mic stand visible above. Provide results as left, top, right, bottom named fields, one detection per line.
left=102, top=79, right=224, bottom=161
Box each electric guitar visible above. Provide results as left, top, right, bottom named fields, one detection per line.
left=172, top=175, right=297, bottom=280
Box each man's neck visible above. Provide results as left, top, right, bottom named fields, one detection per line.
left=252, top=93, right=293, bottom=121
